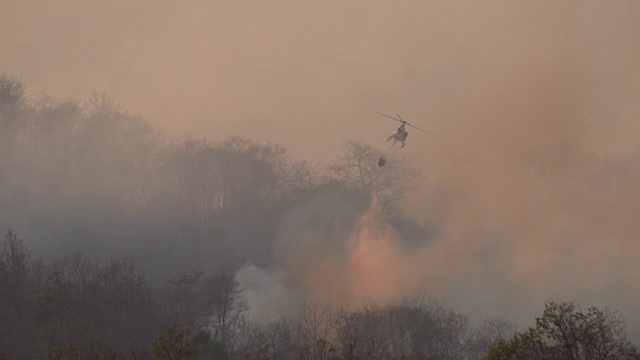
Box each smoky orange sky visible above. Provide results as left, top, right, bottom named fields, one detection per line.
left=3, top=1, right=640, bottom=333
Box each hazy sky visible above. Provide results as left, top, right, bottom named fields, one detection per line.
left=3, top=1, right=636, bottom=162
left=3, top=0, right=640, bottom=332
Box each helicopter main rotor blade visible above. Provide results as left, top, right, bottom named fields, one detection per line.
left=405, top=123, right=439, bottom=137
left=377, top=112, right=403, bottom=123
left=378, top=112, right=439, bottom=137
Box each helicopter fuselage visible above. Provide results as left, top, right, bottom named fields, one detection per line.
left=387, top=125, right=409, bottom=147
left=394, top=125, right=408, bottom=141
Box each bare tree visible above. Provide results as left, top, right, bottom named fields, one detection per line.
left=0, top=229, right=37, bottom=357
left=0, top=75, right=28, bottom=124
left=264, top=318, right=300, bottom=360
left=165, top=271, right=204, bottom=325
left=298, top=298, right=338, bottom=360
left=335, top=299, right=391, bottom=359
left=329, top=141, right=412, bottom=210
left=83, top=91, right=122, bottom=120
left=0, top=229, right=31, bottom=289
left=465, top=317, right=514, bottom=359
left=205, top=271, right=249, bottom=346
left=87, top=257, right=158, bottom=350
left=333, top=297, right=474, bottom=360
left=233, top=319, right=271, bottom=360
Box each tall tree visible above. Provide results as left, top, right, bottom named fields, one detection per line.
left=486, top=302, right=640, bottom=360
left=206, top=271, right=248, bottom=346
left=0, top=75, right=28, bottom=125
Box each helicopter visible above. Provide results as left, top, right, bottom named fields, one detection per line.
left=377, top=112, right=437, bottom=148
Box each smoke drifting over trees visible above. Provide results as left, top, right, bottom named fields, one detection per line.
left=2, top=69, right=640, bottom=358
left=0, top=76, right=511, bottom=358
left=2, top=2, right=640, bottom=358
